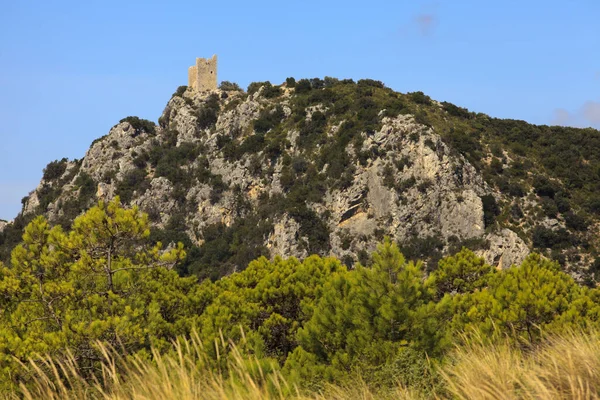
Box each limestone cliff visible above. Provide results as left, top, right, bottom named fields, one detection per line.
left=18, top=78, right=599, bottom=280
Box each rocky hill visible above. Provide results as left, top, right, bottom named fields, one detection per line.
left=3, top=78, right=599, bottom=281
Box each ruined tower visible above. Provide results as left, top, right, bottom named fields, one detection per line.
left=188, top=55, right=217, bottom=91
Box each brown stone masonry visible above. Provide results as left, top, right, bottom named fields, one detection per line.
left=188, top=55, right=217, bottom=91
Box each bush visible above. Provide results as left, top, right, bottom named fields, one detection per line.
left=253, top=106, right=285, bottom=134
left=285, top=77, right=296, bottom=87
left=43, top=158, right=68, bottom=181
left=219, top=81, right=241, bottom=91
left=74, top=172, right=96, bottom=204
left=408, top=91, right=432, bottom=105
left=357, top=79, right=385, bottom=88
left=564, top=211, right=588, bottom=231
left=481, top=194, right=500, bottom=227
left=294, top=79, right=312, bottom=94
left=116, top=169, right=150, bottom=203
left=247, top=81, right=282, bottom=98
left=442, top=101, right=472, bottom=119
left=172, top=86, right=187, bottom=98
left=119, top=116, right=156, bottom=135
left=196, top=94, right=220, bottom=130
left=532, top=226, right=573, bottom=249
left=533, top=176, right=558, bottom=198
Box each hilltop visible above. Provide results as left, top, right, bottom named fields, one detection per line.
left=2, top=77, right=599, bottom=281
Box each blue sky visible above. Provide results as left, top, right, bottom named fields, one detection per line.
left=1, top=0, right=599, bottom=220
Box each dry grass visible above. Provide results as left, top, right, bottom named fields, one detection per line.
left=6, top=330, right=600, bottom=399
left=7, top=332, right=419, bottom=400
left=441, top=330, right=600, bottom=400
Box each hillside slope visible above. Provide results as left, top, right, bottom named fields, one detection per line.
left=2, top=78, right=599, bottom=281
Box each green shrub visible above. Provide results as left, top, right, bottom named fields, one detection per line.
left=42, top=158, right=68, bottom=181
left=247, top=81, right=282, bottom=98
left=294, top=79, right=312, bottom=94
left=253, top=106, right=285, bottom=133
left=119, top=116, right=156, bottom=135
left=357, top=79, right=384, bottom=88
left=73, top=172, right=96, bottom=205
left=196, top=93, right=220, bottom=130
left=219, top=81, right=241, bottom=91
left=285, top=77, right=296, bottom=87
left=116, top=169, right=150, bottom=203
left=481, top=194, right=500, bottom=227
left=532, top=226, right=574, bottom=249
left=172, top=86, right=187, bottom=98
left=408, top=91, right=432, bottom=105
left=442, top=101, right=472, bottom=118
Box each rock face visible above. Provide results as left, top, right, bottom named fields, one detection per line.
left=16, top=83, right=531, bottom=275
left=479, top=229, right=530, bottom=269
left=0, top=221, right=7, bottom=234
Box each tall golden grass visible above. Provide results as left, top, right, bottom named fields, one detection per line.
left=5, top=330, right=600, bottom=399
left=442, top=330, right=600, bottom=400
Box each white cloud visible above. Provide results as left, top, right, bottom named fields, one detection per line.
left=582, top=101, right=600, bottom=125
left=551, top=101, right=600, bottom=129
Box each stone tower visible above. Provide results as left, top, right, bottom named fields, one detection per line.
left=188, top=55, right=217, bottom=91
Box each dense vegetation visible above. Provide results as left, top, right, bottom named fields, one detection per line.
left=3, top=77, right=600, bottom=397
left=4, top=76, right=600, bottom=282
left=2, top=199, right=600, bottom=398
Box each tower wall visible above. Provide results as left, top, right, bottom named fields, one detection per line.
left=195, top=55, right=217, bottom=91
left=188, top=65, right=198, bottom=90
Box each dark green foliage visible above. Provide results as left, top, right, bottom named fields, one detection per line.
left=247, top=81, right=282, bottom=98
left=294, top=79, right=312, bottom=94
left=357, top=79, right=384, bottom=88
left=564, top=211, right=588, bottom=231
left=253, top=105, right=285, bottom=133
left=247, top=81, right=264, bottom=95
left=399, top=235, right=444, bottom=271
left=0, top=213, right=35, bottom=262
left=119, top=116, right=156, bottom=135
left=447, top=236, right=490, bottom=255
left=532, top=226, right=574, bottom=250
left=116, top=169, right=150, bottom=203
left=533, top=176, right=558, bottom=198
left=540, top=197, right=559, bottom=218
left=209, top=174, right=228, bottom=204
left=42, top=158, right=68, bottom=181
left=74, top=172, right=96, bottom=203
left=196, top=93, right=220, bottom=130
left=444, top=129, right=483, bottom=166
left=154, top=143, right=200, bottom=185
left=490, top=158, right=503, bottom=174
left=507, top=183, right=526, bottom=197
left=296, top=111, right=327, bottom=150
left=481, top=194, right=500, bottom=228
left=288, top=205, right=330, bottom=255
left=190, top=214, right=272, bottom=281
left=172, top=86, right=187, bottom=98
left=382, top=164, right=396, bottom=189
left=442, top=101, right=472, bottom=118
left=219, top=81, right=241, bottom=91
left=408, top=91, right=432, bottom=105
left=285, top=77, right=296, bottom=87
left=37, top=183, right=61, bottom=211
left=132, top=151, right=149, bottom=169
left=382, top=96, right=407, bottom=118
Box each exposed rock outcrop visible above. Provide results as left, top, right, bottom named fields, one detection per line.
left=15, top=84, right=532, bottom=275
left=479, top=229, right=530, bottom=269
